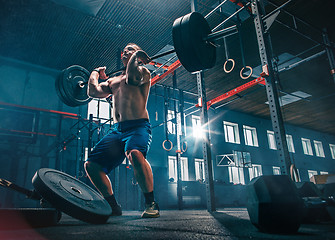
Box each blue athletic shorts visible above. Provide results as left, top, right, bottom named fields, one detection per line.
left=86, top=118, right=152, bottom=173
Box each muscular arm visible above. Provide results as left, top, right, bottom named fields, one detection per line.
left=126, top=50, right=151, bottom=86
left=88, top=67, right=111, bottom=98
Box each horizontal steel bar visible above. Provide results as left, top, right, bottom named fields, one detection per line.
left=263, top=0, right=293, bottom=21
left=205, top=0, right=229, bottom=19
left=278, top=50, right=326, bottom=72
left=212, top=2, right=250, bottom=32
left=268, top=0, right=321, bottom=33
left=205, top=25, right=238, bottom=41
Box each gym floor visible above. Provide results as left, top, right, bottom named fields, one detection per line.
left=1, top=209, right=335, bottom=240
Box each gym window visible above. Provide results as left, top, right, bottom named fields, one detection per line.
left=308, top=170, right=318, bottom=180
left=293, top=168, right=301, bottom=182
left=314, top=140, right=325, bottom=157
left=167, top=110, right=176, bottom=134
left=249, top=164, right=262, bottom=181
left=228, top=151, right=251, bottom=185
left=87, top=99, right=111, bottom=120
left=286, top=134, right=295, bottom=153
left=167, top=110, right=182, bottom=135
left=228, top=166, right=245, bottom=184
left=223, top=121, right=240, bottom=144
left=194, top=158, right=205, bottom=181
left=192, top=115, right=203, bottom=139
left=267, top=131, right=276, bottom=150
left=233, top=151, right=251, bottom=168
left=302, top=138, right=313, bottom=155
left=243, top=125, right=258, bottom=147
left=330, top=144, right=335, bottom=159
left=273, top=166, right=281, bottom=175
left=267, top=131, right=295, bottom=152
left=168, top=156, right=189, bottom=181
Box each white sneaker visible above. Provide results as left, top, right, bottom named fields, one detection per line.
left=141, top=202, right=160, bottom=218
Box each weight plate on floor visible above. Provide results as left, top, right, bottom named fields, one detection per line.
left=172, top=12, right=216, bottom=72
left=32, top=168, right=112, bottom=224
left=0, top=208, right=60, bottom=229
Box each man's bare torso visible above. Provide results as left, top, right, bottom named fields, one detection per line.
left=108, top=74, right=150, bottom=123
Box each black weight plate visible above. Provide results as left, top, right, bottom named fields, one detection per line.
left=172, top=15, right=194, bottom=72
left=183, top=12, right=216, bottom=72
left=56, top=70, right=77, bottom=107
left=61, top=65, right=92, bottom=107
left=32, top=168, right=112, bottom=224
left=173, top=12, right=216, bottom=72
left=0, top=208, right=60, bottom=229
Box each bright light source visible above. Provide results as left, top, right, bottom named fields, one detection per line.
left=192, top=115, right=203, bottom=138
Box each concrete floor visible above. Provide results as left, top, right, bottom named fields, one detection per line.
left=1, top=208, right=335, bottom=240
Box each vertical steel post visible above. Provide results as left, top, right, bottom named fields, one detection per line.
left=251, top=0, right=292, bottom=175
left=191, top=0, right=215, bottom=212
left=179, top=89, right=185, bottom=142
left=196, top=72, right=216, bottom=212
left=55, top=115, right=63, bottom=170
left=114, top=166, right=120, bottom=200
left=75, top=116, right=81, bottom=177
left=87, top=114, right=93, bottom=155
left=173, top=72, right=183, bottom=210
left=322, top=28, right=335, bottom=84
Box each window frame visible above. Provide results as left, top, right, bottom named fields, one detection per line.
left=267, top=130, right=277, bottom=150
left=272, top=166, right=281, bottom=175
left=302, top=138, right=313, bottom=155
left=168, top=156, right=189, bottom=181
left=223, top=121, right=240, bottom=144
left=87, top=98, right=112, bottom=120
left=249, top=164, right=263, bottom=181
left=286, top=134, right=295, bottom=153
left=194, top=158, right=205, bottom=181
left=308, top=170, right=318, bottom=180
left=243, top=125, right=259, bottom=147
left=330, top=144, right=335, bottom=159
left=314, top=140, right=325, bottom=157
left=228, top=166, right=245, bottom=184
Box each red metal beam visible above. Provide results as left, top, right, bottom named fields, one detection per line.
left=151, top=60, right=181, bottom=86
left=0, top=101, right=79, bottom=117
left=196, top=77, right=266, bottom=109
left=0, top=128, right=57, bottom=137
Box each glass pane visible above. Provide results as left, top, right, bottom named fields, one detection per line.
left=195, top=161, right=200, bottom=180
left=227, top=125, right=235, bottom=143
left=168, top=158, right=176, bottom=181
left=245, top=129, right=253, bottom=145
left=268, top=132, right=276, bottom=149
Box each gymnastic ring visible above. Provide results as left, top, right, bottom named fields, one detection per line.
left=181, top=141, right=188, bottom=153
left=290, top=164, right=299, bottom=182
left=223, top=59, right=235, bottom=73
left=240, top=66, right=253, bottom=79
left=131, top=177, right=138, bottom=186
left=162, top=139, right=173, bottom=151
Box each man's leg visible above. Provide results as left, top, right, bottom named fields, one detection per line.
left=126, top=149, right=159, bottom=218
left=84, top=161, right=122, bottom=216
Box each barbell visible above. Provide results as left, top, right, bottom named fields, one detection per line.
left=56, top=12, right=238, bottom=107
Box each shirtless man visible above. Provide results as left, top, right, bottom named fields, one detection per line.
left=84, top=43, right=159, bottom=218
